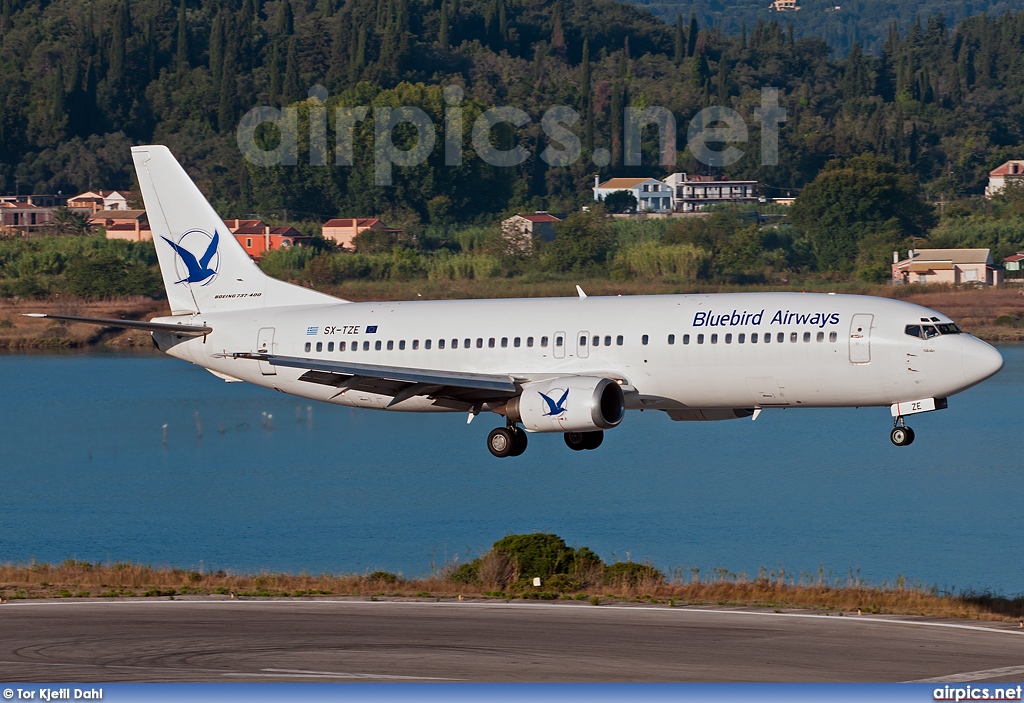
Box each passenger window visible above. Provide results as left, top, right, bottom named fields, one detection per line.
left=829, top=331, right=837, bottom=342
left=452, top=339, right=458, bottom=348
left=375, top=340, right=382, bottom=350
left=802, top=332, right=810, bottom=343
left=386, top=340, right=393, bottom=350
left=604, top=335, right=611, bottom=346
left=738, top=333, right=745, bottom=344
left=683, top=334, right=690, bottom=345
left=789, top=333, right=797, bottom=343
left=464, top=338, right=470, bottom=348
left=593, top=336, right=599, bottom=346
left=527, top=337, right=534, bottom=347
left=541, top=336, right=549, bottom=347
left=580, top=335, right=587, bottom=346
left=413, top=340, right=419, bottom=350
left=305, top=342, right=311, bottom=352
left=340, top=341, right=346, bottom=351
left=327, top=342, right=334, bottom=352
left=439, top=339, right=446, bottom=349
left=501, top=337, right=508, bottom=348
left=697, top=334, right=704, bottom=344
left=476, top=338, right=483, bottom=348
left=616, top=335, right=624, bottom=346
left=751, top=333, right=758, bottom=343
left=316, top=342, right=323, bottom=352
left=816, top=331, right=824, bottom=342
left=725, top=333, right=732, bottom=344
left=488, top=338, right=495, bottom=348
left=641, top=334, right=649, bottom=345
left=711, top=334, right=718, bottom=344
left=777, top=333, right=784, bottom=343
left=425, top=339, right=432, bottom=349
left=668, top=334, right=675, bottom=345
left=398, top=340, right=405, bottom=350
left=514, top=337, right=521, bottom=347
left=556, top=336, right=564, bottom=347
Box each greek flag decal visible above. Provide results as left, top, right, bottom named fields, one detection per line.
left=306, top=326, right=318, bottom=336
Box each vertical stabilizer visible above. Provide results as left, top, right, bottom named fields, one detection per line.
left=131, top=145, right=342, bottom=314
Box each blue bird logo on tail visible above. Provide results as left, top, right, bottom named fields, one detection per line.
left=539, top=388, right=569, bottom=416
left=162, top=230, right=220, bottom=285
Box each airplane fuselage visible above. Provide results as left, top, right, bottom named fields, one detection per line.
left=155, top=291, right=1002, bottom=418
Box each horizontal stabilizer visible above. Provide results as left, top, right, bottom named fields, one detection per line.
left=24, top=313, right=212, bottom=336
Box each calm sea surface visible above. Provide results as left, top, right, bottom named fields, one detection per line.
left=1, top=346, right=1022, bottom=594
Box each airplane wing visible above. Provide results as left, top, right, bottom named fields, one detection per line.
left=229, top=352, right=519, bottom=407
left=24, top=313, right=212, bottom=336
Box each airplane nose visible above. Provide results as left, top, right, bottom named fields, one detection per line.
left=962, top=336, right=1003, bottom=388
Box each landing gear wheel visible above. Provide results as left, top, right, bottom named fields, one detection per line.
left=488, top=427, right=515, bottom=458
left=564, top=432, right=587, bottom=451
left=582, top=430, right=604, bottom=450
left=890, top=426, right=915, bottom=446
left=509, top=426, right=528, bottom=456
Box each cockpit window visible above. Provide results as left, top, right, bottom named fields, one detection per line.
left=906, top=322, right=962, bottom=339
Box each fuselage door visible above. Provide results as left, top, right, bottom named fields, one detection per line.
left=257, top=327, right=277, bottom=375
left=577, top=330, right=590, bottom=359
left=553, top=331, right=566, bottom=359
left=849, top=314, right=873, bottom=364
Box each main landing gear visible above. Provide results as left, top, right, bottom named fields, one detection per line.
left=487, top=423, right=528, bottom=458
left=890, top=417, right=915, bottom=446
left=564, top=430, right=604, bottom=451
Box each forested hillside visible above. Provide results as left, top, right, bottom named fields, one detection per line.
left=1, top=0, right=1024, bottom=226
left=628, top=0, right=1023, bottom=56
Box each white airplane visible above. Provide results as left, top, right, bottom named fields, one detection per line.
left=29, top=146, right=1004, bottom=457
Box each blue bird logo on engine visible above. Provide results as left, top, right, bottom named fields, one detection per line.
left=162, top=230, right=220, bottom=285
left=539, top=388, right=569, bottom=416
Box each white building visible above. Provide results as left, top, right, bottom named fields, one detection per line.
left=891, top=248, right=1002, bottom=286
left=68, top=190, right=131, bottom=212
left=662, top=173, right=758, bottom=212
left=593, top=177, right=672, bottom=212
left=985, top=160, right=1024, bottom=198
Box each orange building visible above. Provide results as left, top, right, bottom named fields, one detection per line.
left=229, top=220, right=309, bottom=260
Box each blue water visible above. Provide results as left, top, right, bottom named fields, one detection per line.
left=1, top=346, right=1022, bottom=594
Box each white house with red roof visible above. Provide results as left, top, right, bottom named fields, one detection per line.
left=593, top=177, right=672, bottom=212
left=501, top=212, right=563, bottom=253
left=68, top=190, right=131, bottom=212
left=985, top=160, right=1024, bottom=198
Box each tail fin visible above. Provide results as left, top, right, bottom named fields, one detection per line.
left=131, top=145, right=342, bottom=314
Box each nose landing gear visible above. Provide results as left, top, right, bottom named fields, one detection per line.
left=890, top=418, right=915, bottom=446
left=487, top=423, right=528, bottom=458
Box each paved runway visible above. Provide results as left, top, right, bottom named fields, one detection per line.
left=2, top=598, right=1024, bottom=682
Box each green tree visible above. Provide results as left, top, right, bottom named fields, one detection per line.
left=544, top=211, right=617, bottom=272
left=602, top=189, right=636, bottom=213
left=790, top=154, right=936, bottom=274
left=175, top=0, right=189, bottom=72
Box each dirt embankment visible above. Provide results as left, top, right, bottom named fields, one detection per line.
left=2, top=286, right=1022, bottom=349
left=0, top=297, right=170, bottom=349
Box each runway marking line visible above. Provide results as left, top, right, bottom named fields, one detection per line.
left=4, top=598, right=1023, bottom=639
left=910, top=664, right=1024, bottom=683
left=0, top=659, right=461, bottom=681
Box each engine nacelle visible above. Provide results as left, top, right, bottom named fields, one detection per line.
left=507, top=376, right=625, bottom=433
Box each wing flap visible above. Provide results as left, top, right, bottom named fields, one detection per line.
left=232, top=353, right=518, bottom=394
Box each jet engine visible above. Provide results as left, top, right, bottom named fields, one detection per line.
left=506, top=376, right=625, bottom=433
